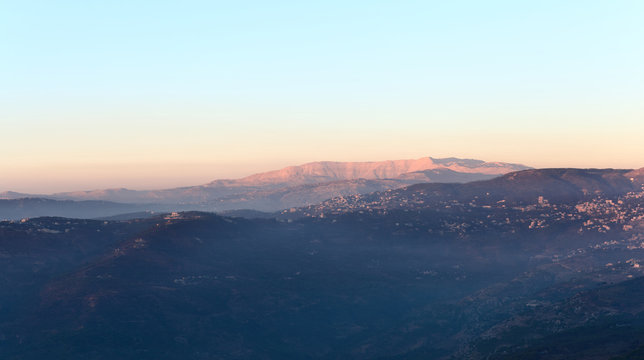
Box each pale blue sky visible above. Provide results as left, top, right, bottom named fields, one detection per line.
left=1, top=1, right=643, bottom=192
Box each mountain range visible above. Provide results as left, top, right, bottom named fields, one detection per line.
left=1, top=166, right=642, bottom=359
left=287, top=167, right=644, bottom=219
left=0, top=157, right=529, bottom=219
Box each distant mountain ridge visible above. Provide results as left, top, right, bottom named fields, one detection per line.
left=0, top=157, right=530, bottom=210
left=214, top=157, right=528, bottom=187
left=2, top=164, right=642, bottom=221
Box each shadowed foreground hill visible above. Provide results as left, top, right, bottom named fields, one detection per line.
left=0, top=200, right=643, bottom=359
left=289, top=168, right=644, bottom=218
left=0, top=168, right=642, bottom=359
left=470, top=276, right=644, bottom=359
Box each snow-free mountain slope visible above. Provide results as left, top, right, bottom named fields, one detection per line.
left=217, top=157, right=529, bottom=187
left=0, top=157, right=531, bottom=216
left=26, top=157, right=529, bottom=203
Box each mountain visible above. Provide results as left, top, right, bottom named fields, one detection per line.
left=206, top=178, right=408, bottom=212
left=0, top=191, right=30, bottom=199
left=1, top=197, right=642, bottom=358
left=210, top=157, right=529, bottom=187
left=203, top=173, right=523, bottom=212
left=0, top=167, right=643, bottom=359
left=0, top=157, right=530, bottom=214
left=287, top=168, right=644, bottom=218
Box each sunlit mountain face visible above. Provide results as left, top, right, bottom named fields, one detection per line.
left=0, top=157, right=530, bottom=219
left=1, top=166, right=643, bottom=359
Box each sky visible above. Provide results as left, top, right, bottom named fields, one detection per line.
left=1, top=0, right=643, bottom=193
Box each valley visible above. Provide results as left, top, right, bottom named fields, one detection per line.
left=0, top=167, right=642, bottom=359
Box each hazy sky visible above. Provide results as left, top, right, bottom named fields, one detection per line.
left=2, top=1, right=643, bottom=193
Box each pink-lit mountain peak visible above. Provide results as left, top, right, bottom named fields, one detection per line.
left=229, top=157, right=531, bottom=186
left=2, top=157, right=532, bottom=208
